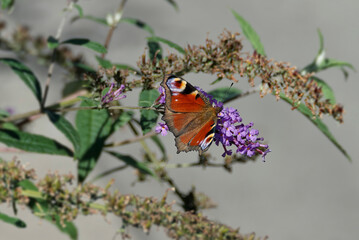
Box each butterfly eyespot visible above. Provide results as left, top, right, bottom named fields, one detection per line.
left=167, top=77, right=187, bottom=92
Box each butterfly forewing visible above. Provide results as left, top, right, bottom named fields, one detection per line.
left=161, top=75, right=222, bottom=154
left=163, top=76, right=209, bottom=113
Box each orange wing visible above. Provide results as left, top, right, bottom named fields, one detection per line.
left=160, top=75, right=221, bottom=154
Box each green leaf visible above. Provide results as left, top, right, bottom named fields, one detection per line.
left=0, top=129, right=73, bottom=156
left=50, top=218, right=77, bottom=240
left=19, top=179, right=38, bottom=191
left=72, top=14, right=108, bottom=26
left=75, top=100, right=113, bottom=182
left=72, top=62, right=96, bottom=73
left=47, top=36, right=59, bottom=49
left=151, top=135, right=166, bottom=157
left=95, top=56, right=113, bottom=69
left=139, top=89, right=160, bottom=134
left=74, top=4, right=83, bottom=17
left=83, top=15, right=108, bottom=25
left=279, top=92, right=351, bottom=161
left=147, top=36, right=185, bottom=54
left=61, top=38, right=107, bottom=54
left=147, top=41, right=163, bottom=61
left=0, top=58, right=42, bottom=103
left=113, top=111, right=134, bottom=131
left=107, top=151, right=156, bottom=177
left=231, top=10, right=266, bottom=56
left=165, top=0, right=179, bottom=11
left=77, top=96, right=100, bottom=105
left=0, top=122, right=18, bottom=131
left=316, top=29, right=324, bottom=59
left=1, top=0, right=14, bottom=9
left=210, top=78, right=223, bottom=85
left=301, top=30, right=355, bottom=78
left=311, top=76, right=336, bottom=104
left=0, top=109, right=10, bottom=118
left=120, top=18, right=155, bottom=35
left=319, top=58, right=355, bottom=72
left=208, top=87, right=242, bottom=103
left=46, top=111, right=81, bottom=157
left=0, top=212, right=26, bottom=228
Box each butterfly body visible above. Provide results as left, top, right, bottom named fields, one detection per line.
left=161, top=75, right=222, bottom=154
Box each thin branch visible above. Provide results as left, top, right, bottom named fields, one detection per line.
left=0, top=103, right=157, bottom=123
left=90, top=165, right=128, bottom=183
left=101, top=0, right=128, bottom=58
left=0, top=147, right=25, bottom=153
left=55, top=105, right=158, bottom=113
left=41, top=1, right=75, bottom=109
left=1, top=90, right=89, bottom=123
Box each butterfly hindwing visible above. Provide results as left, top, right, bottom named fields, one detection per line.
left=161, top=75, right=222, bottom=154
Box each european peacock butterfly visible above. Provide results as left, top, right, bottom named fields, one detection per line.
left=160, top=75, right=222, bottom=154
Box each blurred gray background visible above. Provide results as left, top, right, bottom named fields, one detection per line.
left=0, top=0, right=358, bottom=239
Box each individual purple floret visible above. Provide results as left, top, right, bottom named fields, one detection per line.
left=155, top=122, right=169, bottom=136
left=157, top=86, right=166, bottom=104
left=101, top=83, right=126, bottom=105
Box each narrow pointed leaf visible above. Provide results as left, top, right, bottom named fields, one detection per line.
left=19, top=179, right=38, bottom=191
left=62, top=38, right=107, bottom=54
left=72, top=15, right=108, bottom=26
left=107, top=151, right=156, bottom=177
left=139, top=89, right=160, bottom=134
left=316, top=29, right=324, bottom=58
left=47, top=36, right=59, bottom=49
left=0, top=58, right=42, bottom=103
left=147, top=41, right=162, bottom=61
left=208, top=87, right=242, bottom=103
left=120, top=18, right=155, bottom=35
left=83, top=15, right=108, bottom=25
left=0, top=129, right=73, bottom=156
left=75, top=100, right=113, bottom=182
left=0, top=212, right=26, bottom=228
left=46, top=111, right=81, bottom=157
left=232, top=10, right=266, bottom=56
left=319, top=58, right=355, bottom=71
left=210, top=78, right=223, bottom=85
left=0, top=109, right=10, bottom=118
left=151, top=135, right=166, bottom=156
left=311, top=76, right=336, bottom=104
left=279, top=93, right=350, bottom=161
left=302, top=30, right=355, bottom=77
left=74, top=4, right=83, bottom=17
left=147, top=36, right=185, bottom=54
left=1, top=0, right=14, bottom=10
left=95, top=56, right=113, bottom=69
left=165, top=0, right=179, bottom=11
left=72, top=62, right=96, bottom=73
left=0, top=122, right=18, bottom=131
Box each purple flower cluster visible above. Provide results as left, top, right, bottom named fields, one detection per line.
left=101, top=83, right=126, bottom=105
left=157, top=86, right=166, bottom=104
left=156, top=85, right=270, bottom=161
left=199, top=89, right=270, bottom=161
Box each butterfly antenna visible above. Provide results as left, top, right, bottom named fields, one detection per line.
left=225, top=82, right=234, bottom=96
